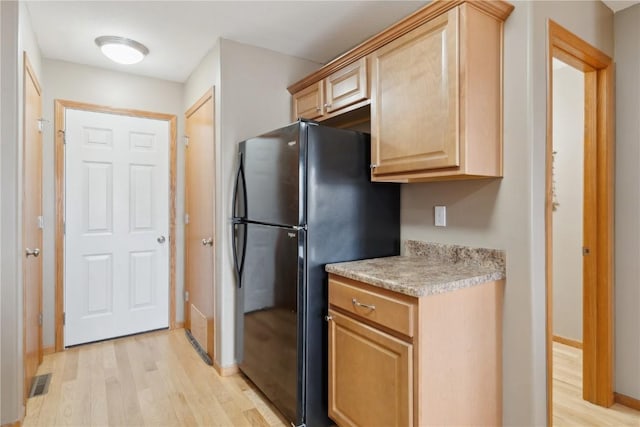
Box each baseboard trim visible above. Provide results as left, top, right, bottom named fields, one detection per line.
left=614, top=392, right=640, bottom=411
left=214, top=361, right=239, bottom=377
left=1, top=421, right=22, bottom=427
left=552, top=335, right=583, bottom=349
left=42, top=346, right=55, bottom=355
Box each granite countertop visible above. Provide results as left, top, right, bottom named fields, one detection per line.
left=325, top=241, right=506, bottom=298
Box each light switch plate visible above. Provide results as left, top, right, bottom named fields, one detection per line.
left=434, top=206, right=446, bottom=227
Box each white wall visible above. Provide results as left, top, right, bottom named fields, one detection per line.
left=183, top=38, right=320, bottom=367
left=401, top=2, right=613, bottom=424
left=184, top=44, right=220, bottom=114
left=1, top=2, right=43, bottom=422
left=41, top=59, right=185, bottom=347
left=0, top=3, right=20, bottom=423
left=0, top=2, right=3, bottom=416
left=614, top=3, right=640, bottom=400
left=552, top=63, right=584, bottom=343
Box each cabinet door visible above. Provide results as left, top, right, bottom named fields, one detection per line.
left=371, top=8, right=459, bottom=176
left=325, top=58, right=368, bottom=114
left=293, top=81, right=324, bottom=120
left=328, top=309, right=412, bottom=427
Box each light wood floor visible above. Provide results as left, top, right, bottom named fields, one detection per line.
left=23, top=329, right=288, bottom=427
left=553, top=342, right=640, bottom=426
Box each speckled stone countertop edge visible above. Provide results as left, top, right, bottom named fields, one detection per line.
left=325, top=264, right=505, bottom=298
left=325, top=241, right=506, bottom=298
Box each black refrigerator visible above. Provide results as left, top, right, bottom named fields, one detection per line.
left=232, top=120, right=400, bottom=427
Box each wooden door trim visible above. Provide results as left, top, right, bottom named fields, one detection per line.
left=183, top=87, right=214, bottom=336
left=185, top=87, right=214, bottom=118
left=54, top=99, right=177, bottom=352
left=545, top=20, right=614, bottom=424
left=22, top=51, right=43, bottom=403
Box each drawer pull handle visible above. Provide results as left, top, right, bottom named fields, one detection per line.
left=352, top=298, right=376, bottom=311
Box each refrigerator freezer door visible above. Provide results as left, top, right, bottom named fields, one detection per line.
left=236, top=222, right=304, bottom=425
left=240, top=122, right=304, bottom=226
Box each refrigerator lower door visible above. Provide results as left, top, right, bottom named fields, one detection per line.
left=236, top=222, right=305, bottom=426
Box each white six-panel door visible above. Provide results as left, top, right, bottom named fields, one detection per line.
left=64, top=109, right=169, bottom=347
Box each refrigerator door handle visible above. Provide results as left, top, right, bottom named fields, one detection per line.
left=232, top=153, right=246, bottom=287
left=232, top=152, right=247, bottom=220
left=239, top=222, right=247, bottom=282
left=232, top=223, right=241, bottom=287
left=232, top=222, right=248, bottom=288
left=231, top=152, right=242, bottom=288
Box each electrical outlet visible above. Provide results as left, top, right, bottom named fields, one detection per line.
left=434, top=206, right=447, bottom=227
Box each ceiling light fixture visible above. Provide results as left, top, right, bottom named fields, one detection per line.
left=95, top=36, right=149, bottom=65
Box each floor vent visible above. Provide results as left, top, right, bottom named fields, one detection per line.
left=29, top=373, right=51, bottom=398
left=185, top=329, right=213, bottom=366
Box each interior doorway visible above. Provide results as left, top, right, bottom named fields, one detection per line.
left=545, top=20, right=614, bottom=424
left=23, top=52, right=43, bottom=401
left=184, top=88, right=216, bottom=366
left=54, top=100, right=178, bottom=351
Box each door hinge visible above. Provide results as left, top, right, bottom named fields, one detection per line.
left=184, top=213, right=190, bottom=225
left=37, top=215, right=44, bottom=229
left=184, top=291, right=189, bottom=302
left=58, top=129, right=66, bottom=144
left=38, top=312, right=43, bottom=326
left=63, top=221, right=66, bottom=235
left=583, top=247, right=590, bottom=256
left=62, top=312, right=66, bottom=325
left=184, top=136, right=190, bottom=147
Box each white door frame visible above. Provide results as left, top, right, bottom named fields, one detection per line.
left=54, top=100, right=177, bottom=351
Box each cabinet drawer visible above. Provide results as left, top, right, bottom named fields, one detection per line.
left=325, top=58, right=368, bottom=113
left=329, top=277, right=415, bottom=337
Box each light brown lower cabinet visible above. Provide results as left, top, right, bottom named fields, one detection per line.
left=327, top=274, right=504, bottom=426
left=328, top=310, right=413, bottom=427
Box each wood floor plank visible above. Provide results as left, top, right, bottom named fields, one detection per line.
left=29, top=349, right=66, bottom=427
left=113, top=339, right=145, bottom=425
left=553, top=342, right=640, bottom=426
left=61, top=348, right=78, bottom=382
left=243, top=407, right=272, bottom=427
left=88, top=344, right=109, bottom=427
left=24, top=329, right=289, bottom=427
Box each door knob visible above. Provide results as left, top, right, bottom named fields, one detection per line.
left=26, top=248, right=40, bottom=258
left=201, top=237, right=213, bottom=247
left=157, top=235, right=166, bottom=244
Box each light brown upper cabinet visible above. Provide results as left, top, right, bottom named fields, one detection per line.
left=292, top=58, right=368, bottom=121
left=293, top=81, right=325, bottom=120
left=370, top=9, right=459, bottom=178
left=288, top=0, right=513, bottom=183
left=371, top=4, right=508, bottom=182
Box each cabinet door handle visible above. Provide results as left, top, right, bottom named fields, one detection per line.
left=324, top=315, right=333, bottom=322
left=315, top=106, right=321, bottom=112
left=352, top=298, right=375, bottom=311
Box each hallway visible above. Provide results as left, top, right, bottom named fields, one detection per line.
left=23, top=329, right=287, bottom=426
left=553, top=342, right=640, bottom=425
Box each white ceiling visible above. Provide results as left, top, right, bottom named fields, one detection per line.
left=602, top=0, right=640, bottom=12
left=25, top=1, right=428, bottom=83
